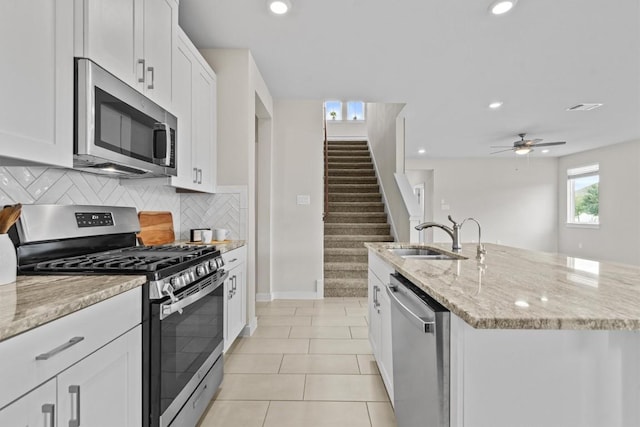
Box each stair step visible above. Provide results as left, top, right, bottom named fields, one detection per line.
left=328, top=184, right=379, bottom=193
left=328, top=156, right=373, bottom=167
left=329, top=193, right=381, bottom=202
left=328, top=202, right=385, bottom=213
left=328, top=169, right=375, bottom=177
left=324, top=269, right=368, bottom=279
left=327, top=145, right=369, bottom=151
left=324, top=223, right=391, bottom=236
left=327, top=162, right=374, bottom=170
left=324, top=279, right=368, bottom=297
left=324, top=212, right=388, bottom=223
left=327, top=140, right=368, bottom=147
left=328, top=176, right=377, bottom=184
left=324, top=235, right=394, bottom=248
left=327, top=151, right=371, bottom=157
left=324, top=248, right=368, bottom=263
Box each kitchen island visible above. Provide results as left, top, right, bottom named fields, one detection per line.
left=366, top=242, right=640, bottom=427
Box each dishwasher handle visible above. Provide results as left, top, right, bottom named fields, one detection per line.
left=387, top=284, right=435, bottom=333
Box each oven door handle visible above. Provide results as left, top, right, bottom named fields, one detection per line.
left=160, top=271, right=229, bottom=320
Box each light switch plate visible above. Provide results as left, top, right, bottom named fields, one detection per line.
left=297, top=195, right=311, bottom=205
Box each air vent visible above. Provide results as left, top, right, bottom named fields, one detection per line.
left=566, top=103, right=603, bottom=111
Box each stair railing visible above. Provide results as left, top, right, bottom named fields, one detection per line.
left=323, top=108, right=329, bottom=221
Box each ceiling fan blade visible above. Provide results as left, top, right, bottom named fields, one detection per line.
left=489, top=145, right=514, bottom=148
left=490, top=148, right=514, bottom=154
left=531, top=141, right=566, bottom=147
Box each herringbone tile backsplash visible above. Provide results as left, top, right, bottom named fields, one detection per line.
left=0, top=167, right=243, bottom=239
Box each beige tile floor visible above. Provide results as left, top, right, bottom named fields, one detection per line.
left=198, top=297, right=397, bottom=427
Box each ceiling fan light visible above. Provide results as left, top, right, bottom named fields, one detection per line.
left=269, top=0, right=291, bottom=14
left=515, top=147, right=532, bottom=155
left=490, top=0, right=516, bottom=15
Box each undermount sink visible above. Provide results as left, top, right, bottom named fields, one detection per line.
left=387, top=247, right=460, bottom=260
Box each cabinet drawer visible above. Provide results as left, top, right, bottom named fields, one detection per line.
left=0, top=287, right=141, bottom=408
left=222, top=246, right=246, bottom=271
left=368, top=251, right=395, bottom=285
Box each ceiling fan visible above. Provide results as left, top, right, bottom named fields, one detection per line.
left=490, top=133, right=566, bottom=155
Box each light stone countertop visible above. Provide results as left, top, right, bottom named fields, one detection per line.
left=0, top=275, right=146, bottom=342
left=174, top=240, right=246, bottom=254
left=366, top=242, right=640, bottom=330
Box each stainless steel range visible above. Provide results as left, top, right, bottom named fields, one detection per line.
left=10, top=204, right=226, bottom=427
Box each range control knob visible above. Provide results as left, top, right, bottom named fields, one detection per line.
left=196, top=265, right=206, bottom=277
left=208, top=260, right=217, bottom=270
left=170, top=277, right=178, bottom=287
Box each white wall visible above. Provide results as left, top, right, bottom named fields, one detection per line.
left=557, top=140, right=640, bottom=265
left=200, top=48, right=274, bottom=326
left=406, top=157, right=558, bottom=252
left=366, top=103, right=409, bottom=241
left=326, top=121, right=367, bottom=140
left=271, top=100, right=324, bottom=298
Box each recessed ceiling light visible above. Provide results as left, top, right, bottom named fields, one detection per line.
left=541, top=149, right=550, bottom=154
left=268, top=0, right=291, bottom=15
left=489, top=101, right=503, bottom=109
left=515, top=300, right=529, bottom=308
left=418, top=149, right=426, bottom=155
left=490, top=0, right=517, bottom=15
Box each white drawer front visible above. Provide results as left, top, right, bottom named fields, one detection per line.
left=0, top=287, right=141, bottom=408
left=222, top=246, right=246, bottom=271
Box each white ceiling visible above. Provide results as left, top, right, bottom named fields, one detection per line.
left=179, top=0, right=640, bottom=158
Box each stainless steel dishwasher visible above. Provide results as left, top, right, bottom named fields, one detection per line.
left=388, top=273, right=450, bottom=427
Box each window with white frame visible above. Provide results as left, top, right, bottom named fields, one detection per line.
left=324, top=100, right=365, bottom=121
left=325, top=100, right=342, bottom=120
left=567, top=164, right=599, bottom=225
left=347, top=101, right=365, bottom=120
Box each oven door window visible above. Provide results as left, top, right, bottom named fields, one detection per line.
left=153, top=278, right=223, bottom=416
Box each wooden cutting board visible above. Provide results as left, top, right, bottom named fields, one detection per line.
left=137, top=211, right=175, bottom=245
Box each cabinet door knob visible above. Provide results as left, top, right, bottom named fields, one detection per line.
left=42, top=403, right=55, bottom=427
left=69, top=385, right=81, bottom=427
left=137, top=59, right=146, bottom=83
left=35, top=336, right=84, bottom=361
left=147, top=66, right=155, bottom=90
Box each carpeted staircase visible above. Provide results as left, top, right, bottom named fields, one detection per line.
left=324, top=140, right=394, bottom=297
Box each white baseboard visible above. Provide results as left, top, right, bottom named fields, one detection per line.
left=241, top=316, right=258, bottom=337
left=256, top=293, right=273, bottom=302
left=271, top=291, right=323, bottom=300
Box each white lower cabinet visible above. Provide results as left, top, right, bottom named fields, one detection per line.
left=0, top=379, right=56, bottom=427
left=57, top=326, right=141, bottom=427
left=223, top=246, right=247, bottom=351
left=0, top=288, right=142, bottom=427
left=367, top=251, right=394, bottom=403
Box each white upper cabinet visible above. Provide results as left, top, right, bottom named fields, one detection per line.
left=0, top=0, right=74, bottom=168
left=171, top=28, right=217, bottom=193
left=75, top=0, right=177, bottom=108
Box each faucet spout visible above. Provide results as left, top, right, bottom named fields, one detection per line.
left=415, top=216, right=462, bottom=252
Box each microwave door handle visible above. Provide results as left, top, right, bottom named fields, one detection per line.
left=153, top=122, right=171, bottom=166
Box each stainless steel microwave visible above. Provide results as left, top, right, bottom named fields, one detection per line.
left=74, top=58, right=177, bottom=177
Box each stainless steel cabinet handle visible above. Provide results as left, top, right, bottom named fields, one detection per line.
left=193, top=167, right=198, bottom=183
left=69, top=385, right=81, bottom=427
left=386, top=285, right=435, bottom=333
left=147, top=66, right=155, bottom=89
left=42, top=403, right=55, bottom=427
left=137, top=59, right=145, bottom=83
left=373, top=285, right=380, bottom=308
left=197, top=168, right=202, bottom=184
left=232, top=276, right=237, bottom=291
left=36, top=337, right=84, bottom=361
left=228, top=258, right=238, bottom=263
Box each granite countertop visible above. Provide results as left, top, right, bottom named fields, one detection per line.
left=366, top=242, right=640, bottom=330
left=175, top=240, right=246, bottom=253
left=0, top=275, right=146, bottom=342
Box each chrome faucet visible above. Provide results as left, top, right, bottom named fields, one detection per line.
left=461, top=217, right=486, bottom=261
left=415, top=215, right=462, bottom=252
